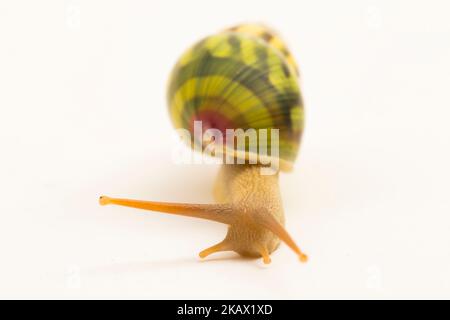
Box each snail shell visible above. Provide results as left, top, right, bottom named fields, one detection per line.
left=167, top=24, right=304, bottom=171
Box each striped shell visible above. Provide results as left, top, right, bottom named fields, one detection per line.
left=167, top=24, right=304, bottom=171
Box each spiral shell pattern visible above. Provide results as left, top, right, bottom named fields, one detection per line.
left=167, top=24, right=304, bottom=171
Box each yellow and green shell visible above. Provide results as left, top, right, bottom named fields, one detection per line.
left=167, top=24, right=304, bottom=171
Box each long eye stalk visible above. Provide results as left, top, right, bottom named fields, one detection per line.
left=99, top=196, right=234, bottom=225
left=99, top=195, right=307, bottom=262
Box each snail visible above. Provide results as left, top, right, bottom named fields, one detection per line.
left=99, top=23, right=307, bottom=264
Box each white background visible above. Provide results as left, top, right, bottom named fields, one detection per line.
left=1, top=0, right=449, bottom=299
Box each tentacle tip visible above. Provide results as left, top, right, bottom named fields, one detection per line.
left=198, top=250, right=211, bottom=259
left=262, top=257, right=272, bottom=265
left=99, top=196, right=110, bottom=206
left=299, top=253, right=308, bottom=263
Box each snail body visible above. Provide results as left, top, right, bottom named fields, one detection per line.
left=100, top=24, right=307, bottom=264
left=212, top=165, right=286, bottom=261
